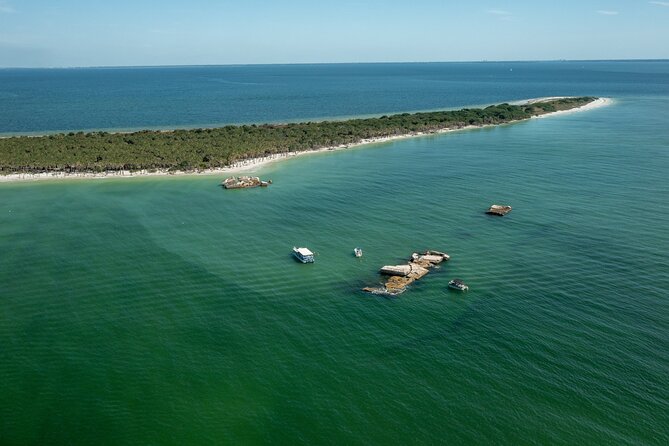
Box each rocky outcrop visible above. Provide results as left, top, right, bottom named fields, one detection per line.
left=363, top=250, right=450, bottom=295
left=222, top=176, right=272, bottom=189
left=486, top=204, right=512, bottom=216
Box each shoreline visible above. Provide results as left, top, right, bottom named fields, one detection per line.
left=0, top=97, right=612, bottom=183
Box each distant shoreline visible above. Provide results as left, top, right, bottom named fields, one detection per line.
left=0, top=97, right=611, bottom=183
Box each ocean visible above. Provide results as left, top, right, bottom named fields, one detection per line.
left=1, top=61, right=668, bottom=445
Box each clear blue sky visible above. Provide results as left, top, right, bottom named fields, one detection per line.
left=1, top=0, right=667, bottom=67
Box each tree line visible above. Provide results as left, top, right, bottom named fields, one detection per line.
left=0, top=97, right=595, bottom=174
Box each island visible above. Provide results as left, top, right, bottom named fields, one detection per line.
left=0, top=97, right=598, bottom=179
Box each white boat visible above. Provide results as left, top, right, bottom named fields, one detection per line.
left=448, top=278, right=469, bottom=291
left=354, top=247, right=363, bottom=257
left=293, top=247, right=315, bottom=263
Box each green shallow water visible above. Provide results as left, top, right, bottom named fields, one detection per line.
left=1, top=97, right=668, bottom=444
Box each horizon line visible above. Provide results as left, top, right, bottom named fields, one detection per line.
left=1, top=58, right=668, bottom=70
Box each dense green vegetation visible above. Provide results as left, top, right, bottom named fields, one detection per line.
left=0, top=97, right=595, bottom=174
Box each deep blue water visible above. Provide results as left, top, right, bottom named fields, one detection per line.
left=1, top=61, right=668, bottom=135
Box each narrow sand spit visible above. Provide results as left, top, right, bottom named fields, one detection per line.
left=0, top=97, right=612, bottom=183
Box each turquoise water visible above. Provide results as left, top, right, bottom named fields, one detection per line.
left=1, top=63, right=669, bottom=444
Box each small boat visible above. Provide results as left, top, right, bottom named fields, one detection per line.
left=354, top=247, right=363, bottom=258
left=293, top=246, right=315, bottom=263
left=448, top=278, right=469, bottom=291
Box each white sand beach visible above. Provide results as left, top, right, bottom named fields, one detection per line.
left=0, top=97, right=612, bottom=183
left=528, top=97, right=612, bottom=118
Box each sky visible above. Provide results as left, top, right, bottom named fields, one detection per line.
left=0, top=0, right=668, bottom=67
